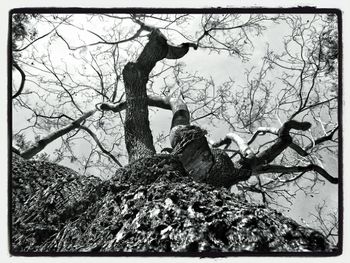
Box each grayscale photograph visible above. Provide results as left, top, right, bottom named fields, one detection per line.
left=10, top=9, right=341, bottom=255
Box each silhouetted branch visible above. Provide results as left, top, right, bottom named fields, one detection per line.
left=20, top=109, right=97, bottom=159
left=12, top=146, right=21, bottom=155
left=13, top=16, right=70, bottom=52
left=305, top=126, right=339, bottom=151
left=255, top=120, right=311, bottom=166
left=12, top=62, right=26, bottom=99
left=99, top=95, right=172, bottom=113
left=255, top=164, right=338, bottom=184
left=79, top=125, right=122, bottom=167
left=247, top=127, right=279, bottom=145
left=289, top=142, right=309, bottom=156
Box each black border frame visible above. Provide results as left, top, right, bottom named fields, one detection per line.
left=8, top=7, right=343, bottom=257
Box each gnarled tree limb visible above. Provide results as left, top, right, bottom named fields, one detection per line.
left=247, top=127, right=279, bottom=145
left=121, top=26, right=197, bottom=161
left=255, top=120, right=311, bottom=166
left=212, top=133, right=255, bottom=158
left=213, top=121, right=312, bottom=163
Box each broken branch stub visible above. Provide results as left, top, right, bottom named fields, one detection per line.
left=168, top=96, right=254, bottom=188
left=168, top=95, right=214, bottom=183
left=171, top=125, right=214, bottom=183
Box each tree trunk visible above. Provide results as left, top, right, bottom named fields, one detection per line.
left=11, top=153, right=333, bottom=253
left=123, top=30, right=168, bottom=162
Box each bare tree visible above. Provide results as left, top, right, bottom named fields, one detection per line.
left=11, top=13, right=339, bottom=246
left=12, top=13, right=281, bottom=174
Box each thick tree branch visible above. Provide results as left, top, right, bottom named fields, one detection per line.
left=131, top=15, right=198, bottom=60
left=255, top=120, right=311, bottom=166
left=255, top=164, right=338, bottom=184
left=247, top=127, right=279, bottom=145
left=20, top=109, right=97, bottom=159
left=99, top=95, right=172, bottom=113
left=248, top=125, right=310, bottom=156
left=165, top=43, right=198, bottom=59
left=289, top=142, right=309, bottom=156
left=12, top=146, right=21, bottom=155
left=212, top=133, right=255, bottom=158
left=121, top=25, right=197, bottom=161
left=247, top=124, right=338, bottom=159
left=212, top=121, right=311, bottom=163
left=12, top=62, right=26, bottom=99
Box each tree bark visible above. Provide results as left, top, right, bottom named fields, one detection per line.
left=11, top=152, right=332, bottom=253
left=122, top=30, right=168, bottom=162
left=171, top=125, right=214, bottom=182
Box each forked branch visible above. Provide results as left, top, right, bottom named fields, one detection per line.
left=79, top=125, right=122, bottom=167
left=212, top=133, right=255, bottom=158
